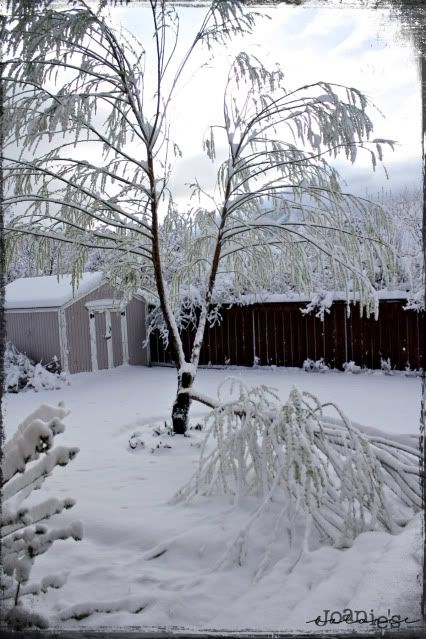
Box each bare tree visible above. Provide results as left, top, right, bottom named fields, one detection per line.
left=3, top=0, right=398, bottom=433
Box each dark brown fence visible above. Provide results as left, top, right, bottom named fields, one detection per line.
left=150, top=300, right=425, bottom=371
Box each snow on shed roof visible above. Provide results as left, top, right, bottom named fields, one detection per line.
left=5, top=272, right=104, bottom=310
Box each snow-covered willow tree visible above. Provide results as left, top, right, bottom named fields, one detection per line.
left=4, top=0, right=398, bottom=433
left=375, top=187, right=424, bottom=311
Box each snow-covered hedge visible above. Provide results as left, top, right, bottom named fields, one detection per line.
left=1, top=403, right=82, bottom=630
left=4, top=342, right=68, bottom=393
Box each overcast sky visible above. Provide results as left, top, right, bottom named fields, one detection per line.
left=112, top=1, right=421, bottom=208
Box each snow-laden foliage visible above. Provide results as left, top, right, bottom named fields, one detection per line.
left=128, top=421, right=177, bottom=455
left=1, top=404, right=82, bottom=630
left=302, top=358, right=329, bottom=373
left=380, top=357, right=395, bottom=375
left=373, top=188, right=424, bottom=310
left=342, top=360, right=364, bottom=374
left=301, top=289, right=334, bottom=321
left=174, top=381, right=421, bottom=564
left=3, top=0, right=400, bottom=432
left=5, top=235, right=81, bottom=284
left=4, top=342, right=68, bottom=393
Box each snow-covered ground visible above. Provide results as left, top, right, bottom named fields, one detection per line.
left=2, top=365, right=423, bottom=632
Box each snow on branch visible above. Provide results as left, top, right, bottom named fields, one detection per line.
left=2, top=403, right=69, bottom=483
left=174, top=380, right=420, bottom=567
left=1, top=403, right=82, bottom=630
left=199, top=60, right=400, bottom=320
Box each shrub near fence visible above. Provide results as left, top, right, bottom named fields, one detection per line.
left=150, top=300, right=425, bottom=371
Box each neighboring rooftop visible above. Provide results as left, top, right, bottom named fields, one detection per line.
left=5, top=272, right=104, bottom=309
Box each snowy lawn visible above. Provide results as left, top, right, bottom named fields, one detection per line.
left=2, top=365, right=423, bottom=632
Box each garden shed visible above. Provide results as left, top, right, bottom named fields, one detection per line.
left=5, top=272, right=149, bottom=374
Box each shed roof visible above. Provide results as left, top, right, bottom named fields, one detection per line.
left=5, top=272, right=104, bottom=310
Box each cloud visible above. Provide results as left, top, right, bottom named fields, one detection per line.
left=334, top=156, right=423, bottom=197
left=86, top=4, right=424, bottom=206
left=168, top=151, right=222, bottom=208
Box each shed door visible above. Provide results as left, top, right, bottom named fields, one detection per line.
left=89, top=309, right=125, bottom=371
left=95, top=312, right=109, bottom=370
left=111, top=311, right=124, bottom=366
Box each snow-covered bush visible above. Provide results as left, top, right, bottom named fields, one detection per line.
left=4, top=342, right=68, bottom=393
left=302, top=357, right=329, bottom=373
left=4, top=343, right=35, bottom=392
left=128, top=422, right=174, bottom=454
left=174, top=380, right=420, bottom=566
left=404, top=363, right=423, bottom=377
left=342, top=360, right=364, bottom=374
left=380, top=357, right=394, bottom=375
left=1, top=403, right=82, bottom=630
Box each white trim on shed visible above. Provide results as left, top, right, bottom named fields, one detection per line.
left=85, top=298, right=130, bottom=372
left=58, top=309, right=69, bottom=373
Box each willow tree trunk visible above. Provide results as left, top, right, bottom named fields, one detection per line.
left=171, top=369, right=194, bottom=434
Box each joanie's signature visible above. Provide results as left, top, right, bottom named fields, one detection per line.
left=306, top=608, right=420, bottom=629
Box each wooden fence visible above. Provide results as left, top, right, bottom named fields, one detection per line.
left=149, top=300, right=425, bottom=371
